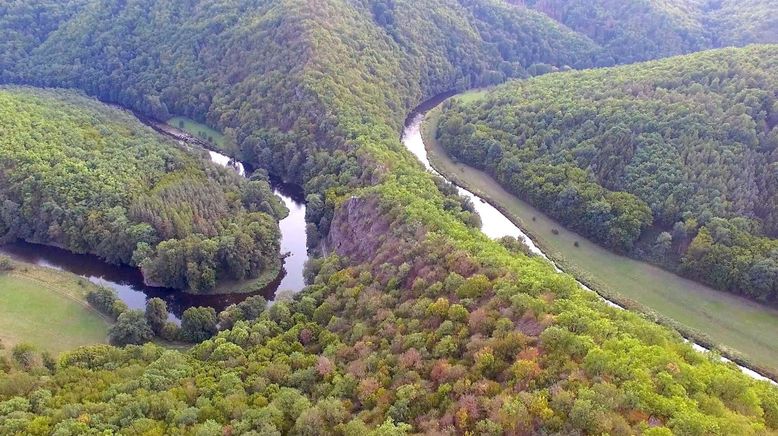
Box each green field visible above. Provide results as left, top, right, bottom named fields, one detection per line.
left=167, top=116, right=235, bottom=153
left=0, top=263, right=109, bottom=354
left=423, top=95, right=778, bottom=376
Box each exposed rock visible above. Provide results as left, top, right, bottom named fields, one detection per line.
left=327, top=195, right=391, bottom=264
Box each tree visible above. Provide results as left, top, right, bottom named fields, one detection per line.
left=745, top=259, right=778, bottom=301
left=86, top=286, right=119, bottom=318
left=180, top=307, right=218, bottom=342
left=654, top=231, right=672, bottom=256
left=108, top=310, right=154, bottom=346
left=11, top=343, right=38, bottom=370
left=145, top=298, right=168, bottom=335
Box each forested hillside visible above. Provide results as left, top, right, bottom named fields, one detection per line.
left=516, top=0, right=778, bottom=64
left=0, top=0, right=601, bottom=188
left=0, top=87, right=285, bottom=292
left=437, top=45, right=778, bottom=302
left=704, top=0, right=778, bottom=46
left=1, top=1, right=778, bottom=434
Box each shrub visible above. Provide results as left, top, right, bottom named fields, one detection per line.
left=0, top=255, right=13, bottom=272
left=86, top=286, right=118, bottom=317
left=108, top=310, right=154, bottom=346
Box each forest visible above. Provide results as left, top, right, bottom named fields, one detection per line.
left=517, top=0, right=778, bottom=64
left=0, top=87, right=285, bottom=292
left=436, top=46, right=778, bottom=303
left=1, top=0, right=778, bottom=434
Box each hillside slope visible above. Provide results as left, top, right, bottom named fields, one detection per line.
left=437, top=45, right=778, bottom=302
left=0, top=87, right=284, bottom=292
left=516, top=0, right=778, bottom=64
left=1, top=1, right=778, bottom=434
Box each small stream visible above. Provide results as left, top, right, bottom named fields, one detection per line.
left=0, top=128, right=307, bottom=322
left=402, top=95, right=775, bottom=384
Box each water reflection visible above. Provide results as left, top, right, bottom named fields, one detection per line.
left=269, top=175, right=308, bottom=292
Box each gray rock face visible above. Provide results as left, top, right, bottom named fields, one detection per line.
left=327, top=196, right=390, bottom=263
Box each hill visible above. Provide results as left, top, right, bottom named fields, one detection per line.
left=516, top=0, right=778, bottom=64
left=0, top=1, right=778, bottom=434
left=436, top=45, right=778, bottom=302
left=0, top=87, right=284, bottom=292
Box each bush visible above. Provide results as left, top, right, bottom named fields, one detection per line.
left=0, top=255, right=13, bottom=272
left=108, top=310, right=154, bottom=346
left=180, top=307, right=218, bottom=343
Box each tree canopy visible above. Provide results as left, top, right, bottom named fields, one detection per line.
left=1, top=0, right=778, bottom=434
left=0, top=87, right=284, bottom=292
left=518, top=0, right=778, bottom=64
left=437, top=45, right=778, bottom=301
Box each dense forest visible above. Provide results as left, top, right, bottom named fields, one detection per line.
left=0, top=87, right=285, bottom=292
left=437, top=46, right=778, bottom=302
left=516, top=0, right=778, bottom=64
left=1, top=0, right=778, bottom=434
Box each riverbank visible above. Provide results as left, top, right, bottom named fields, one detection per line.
left=0, top=259, right=110, bottom=354
left=190, top=257, right=284, bottom=295
left=421, top=95, right=778, bottom=380
left=150, top=117, right=309, bottom=295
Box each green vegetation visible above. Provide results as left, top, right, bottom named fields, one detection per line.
left=167, top=115, right=232, bottom=152
left=0, top=1, right=778, bottom=434
left=0, top=259, right=108, bottom=354
left=108, top=310, right=154, bottom=346
left=0, top=87, right=284, bottom=292
left=521, top=0, right=778, bottom=64
left=437, top=46, right=778, bottom=303
left=423, top=98, right=778, bottom=375
left=705, top=0, right=778, bottom=46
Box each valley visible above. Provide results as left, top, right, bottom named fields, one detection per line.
left=419, top=91, right=778, bottom=379
left=1, top=1, right=778, bottom=433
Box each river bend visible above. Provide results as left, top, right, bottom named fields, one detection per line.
left=401, top=96, right=775, bottom=384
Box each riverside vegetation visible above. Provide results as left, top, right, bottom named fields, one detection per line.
left=436, top=46, right=778, bottom=304
left=1, top=1, right=778, bottom=434
left=0, top=87, right=285, bottom=293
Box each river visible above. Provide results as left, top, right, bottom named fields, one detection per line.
left=0, top=129, right=307, bottom=321
left=402, top=95, right=775, bottom=384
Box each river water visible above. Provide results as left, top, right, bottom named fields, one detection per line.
left=0, top=137, right=307, bottom=321
left=402, top=97, right=775, bottom=384
left=207, top=151, right=308, bottom=293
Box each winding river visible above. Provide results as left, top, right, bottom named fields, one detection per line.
left=402, top=95, right=775, bottom=384
left=0, top=94, right=771, bottom=383
left=0, top=126, right=307, bottom=321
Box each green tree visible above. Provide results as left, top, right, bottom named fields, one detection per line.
left=145, top=298, right=168, bottom=335
left=11, top=343, right=38, bottom=370
left=180, top=307, right=218, bottom=343
left=108, top=310, right=154, bottom=346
